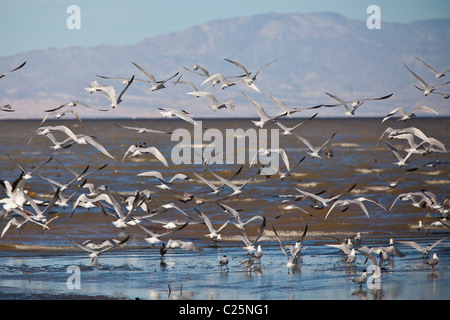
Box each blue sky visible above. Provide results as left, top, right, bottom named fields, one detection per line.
left=1, top=0, right=450, bottom=57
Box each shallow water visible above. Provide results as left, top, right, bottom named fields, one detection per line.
left=0, top=117, right=449, bottom=300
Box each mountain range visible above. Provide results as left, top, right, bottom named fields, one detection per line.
left=1, top=12, right=449, bottom=119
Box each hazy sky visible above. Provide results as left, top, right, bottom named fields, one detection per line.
left=1, top=0, right=450, bottom=57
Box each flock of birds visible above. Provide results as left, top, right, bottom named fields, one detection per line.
left=0, top=55, right=449, bottom=293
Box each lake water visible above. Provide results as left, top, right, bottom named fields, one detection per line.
left=0, top=117, right=449, bottom=300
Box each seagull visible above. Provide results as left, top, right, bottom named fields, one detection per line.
left=66, top=235, right=131, bottom=263
left=267, top=94, right=321, bottom=117
left=55, top=159, right=108, bottom=183
left=166, top=239, right=203, bottom=252
left=219, top=255, right=229, bottom=270
left=293, top=187, right=340, bottom=210
left=131, top=62, right=179, bottom=91
left=71, top=193, right=116, bottom=216
left=384, top=141, right=413, bottom=167
left=426, top=253, right=439, bottom=271
left=201, top=73, right=238, bottom=90
left=389, top=191, right=435, bottom=212
left=415, top=56, right=450, bottom=78
left=242, top=92, right=287, bottom=128
left=137, top=170, right=190, bottom=190
left=173, top=80, right=204, bottom=97
left=249, top=147, right=290, bottom=172
left=378, top=126, right=431, bottom=145
left=72, top=134, right=116, bottom=159
left=183, top=64, right=211, bottom=78
left=193, top=208, right=233, bottom=243
left=326, top=238, right=353, bottom=255
left=209, top=169, right=257, bottom=197
left=282, top=224, right=308, bottom=263
left=40, top=132, right=75, bottom=150
left=40, top=109, right=82, bottom=126
left=22, top=188, right=61, bottom=226
left=0, top=61, right=26, bottom=79
left=397, top=237, right=448, bottom=255
left=150, top=202, right=193, bottom=220
left=275, top=204, right=312, bottom=219
left=44, top=100, right=101, bottom=113
left=193, top=172, right=223, bottom=195
left=276, top=156, right=306, bottom=181
left=1, top=172, right=30, bottom=212
left=217, top=202, right=264, bottom=231
left=134, top=220, right=188, bottom=245
left=101, top=189, right=143, bottom=228
left=382, top=106, right=439, bottom=122
left=187, top=90, right=235, bottom=113
left=404, top=64, right=450, bottom=95
left=85, top=75, right=135, bottom=108
left=324, top=92, right=393, bottom=115
left=224, top=58, right=276, bottom=93
left=158, top=107, right=201, bottom=127
left=368, top=168, right=402, bottom=188
left=272, top=226, right=299, bottom=270
left=293, top=131, right=337, bottom=159
left=1, top=209, right=50, bottom=237
left=351, top=270, right=368, bottom=287
left=234, top=216, right=266, bottom=254
left=122, top=143, right=168, bottom=166
left=6, top=154, right=53, bottom=180
left=274, top=113, right=318, bottom=136
left=1, top=104, right=14, bottom=112
left=325, top=196, right=387, bottom=219
left=114, top=123, right=172, bottom=135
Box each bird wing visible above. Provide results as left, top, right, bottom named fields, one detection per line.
left=404, top=64, right=430, bottom=89
left=430, top=237, right=449, bottom=250
left=82, top=136, right=115, bottom=159
left=397, top=240, right=425, bottom=252
left=116, top=75, right=135, bottom=104
left=224, top=58, right=250, bottom=76
left=132, top=62, right=158, bottom=86
left=324, top=92, right=351, bottom=113
left=140, top=147, right=168, bottom=167
left=0, top=61, right=26, bottom=77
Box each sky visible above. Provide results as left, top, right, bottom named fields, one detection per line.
left=1, top=0, right=450, bottom=57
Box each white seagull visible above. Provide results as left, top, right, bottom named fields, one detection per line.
left=66, top=235, right=131, bottom=263
left=242, top=92, right=287, bottom=128
left=122, top=143, right=168, bottom=166
left=293, top=131, right=337, bottom=159
left=187, top=90, right=235, bottom=113
left=325, top=196, right=387, bottom=219
left=397, top=237, right=448, bottom=255
left=224, top=58, right=276, bottom=93
left=382, top=106, right=439, bottom=122
left=415, top=56, right=450, bottom=78
left=137, top=170, right=190, bottom=190
left=158, top=107, right=201, bottom=127
left=131, top=62, right=179, bottom=91
left=114, top=123, right=172, bottom=135
left=134, top=220, right=188, bottom=245
left=274, top=113, right=318, bottom=136
left=0, top=61, right=26, bottom=79
left=404, top=64, right=450, bottom=96
left=193, top=208, right=233, bottom=243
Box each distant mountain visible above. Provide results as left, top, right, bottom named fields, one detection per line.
left=1, top=12, right=449, bottom=119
